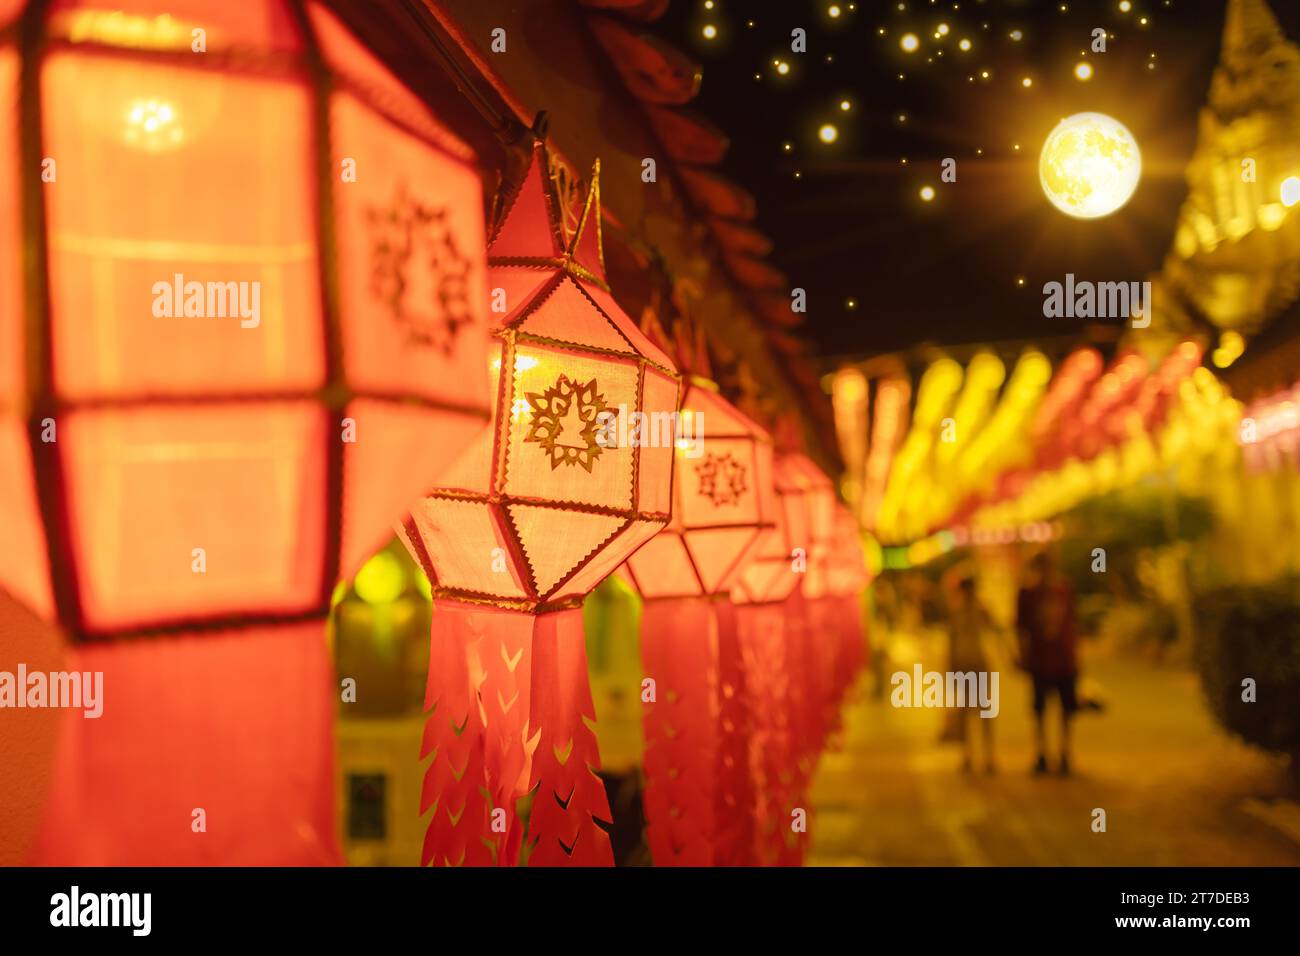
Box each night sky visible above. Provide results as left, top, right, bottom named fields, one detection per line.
left=652, top=0, right=1300, bottom=360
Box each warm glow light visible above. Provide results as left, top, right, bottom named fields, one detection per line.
left=702, top=24, right=718, bottom=39
left=828, top=4, right=842, bottom=17
left=1281, top=176, right=1300, bottom=207
left=775, top=60, right=791, bottom=74
left=491, top=354, right=540, bottom=373
left=1039, top=112, right=1142, bottom=219
left=959, top=38, right=971, bottom=51
left=840, top=99, right=852, bottom=111
left=1074, top=62, right=1093, bottom=81
left=1119, top=0, right=1132, bottom=10
left=354, top=550, right=406, bottom=604
left=937, top=23, right=950, bottom=36
left=124, top=98, right=183, bottom=151
left=819, top=123, right=839, bottom=143
left=67, top=11, right=190, bottom=49
left=919, top=185, right=936, bottom=202
left=900, top=32, right=919, bottom=52
left=1212, top=331, right=1245, bottom=369
left=1021, top=76, right=1033, bottom=88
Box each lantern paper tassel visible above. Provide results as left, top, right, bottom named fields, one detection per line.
left=777, top=592, right=814, bottom=868
left=712, top=598, right=757, bottom=866
left=736, top=601, right=795, bottom=867
left=833, top=593, right=868, bottom=709
left=422, top=601, right=537, bottom=866
left=619, top=315, right=776, bottom=867
left=30, top=624, right=341, bottom=866
left=525, top=608, right=614, bottom=866
left=812, top=594, right=859, bottom=741
left=419, top=609, right=497, bottom=867
left=640, top=597, right=718, bottom=866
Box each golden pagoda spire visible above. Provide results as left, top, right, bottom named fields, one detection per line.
left=1210, top=0, right=1300, bottom=118
left=1150, top=0, right=1300, bottom=344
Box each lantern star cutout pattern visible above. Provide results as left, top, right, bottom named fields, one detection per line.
left=366, top=183, right=475, bottom=354
left=696, top=450, right=748, bottom=506
left=525, top=374, right=610, bottom=471
left=400, top=140, right=681, bottom=867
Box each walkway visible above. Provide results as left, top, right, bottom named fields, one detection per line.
left=809, top=632, right=1300, bottom=865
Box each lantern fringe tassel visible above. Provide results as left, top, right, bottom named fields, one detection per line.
left=736, top=602, right=799, bottom=866
left=421, top=603, right=612, bottom=866
left=639, top=597, right=718, bottom=865
left=524, top=608, right=614, bottom=866
left=420, top=609, right=498, bottom=867
left=712, top=598, right=757, bottom=865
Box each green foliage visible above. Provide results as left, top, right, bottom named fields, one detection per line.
left=1059, top=486, right=1214, bottom=597
left=1193, top=580, right=1300, bottom=761
left=1065, top=486, right=1214, bottom=551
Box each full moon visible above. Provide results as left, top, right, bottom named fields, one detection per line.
left=1039, top=112, right=1141, bottom=219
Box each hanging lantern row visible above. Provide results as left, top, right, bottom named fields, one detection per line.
left=620, top=316, right=777, bottom=867
left=395, top=139, right=869, bottom=867
left=969, top=348, right=1222, bottom=532
left=2, top=2, right=871, bottom=868
left=856, top=341, right=1212, bottom=549
left=887, top=363, right=1235, bottom=574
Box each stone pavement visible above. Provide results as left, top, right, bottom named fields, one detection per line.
left=807, top=632, right=1300, bottom=866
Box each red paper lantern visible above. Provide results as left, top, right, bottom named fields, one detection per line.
left=621, top=361, right=776, bottom=866
left=804, top=504, right=870, bottom=744
left=1, top=0, right=492, bottom=863
left=400, top=142, right=680, bottom=866
left=786, top=452, right=838, bottom=558
left=773, top=454, right=838, bottom=844
left=731, top=455, right=812, bottom=607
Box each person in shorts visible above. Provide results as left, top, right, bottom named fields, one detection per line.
left=1016, top=552, right=1079, bottom=776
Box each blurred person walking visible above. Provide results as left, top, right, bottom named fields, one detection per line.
left=1016, top=552, right=1080, bottom=776
left=942, top=566, right=998, bottom=774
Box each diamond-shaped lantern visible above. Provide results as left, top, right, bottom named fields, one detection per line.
left=804, top=503, right=871, bottom=759
left=732, top=455, right=812, bottom=606
left=401, top=141, right=680, bottom=867
left=623, top=375, right=775, bottom=599
left=404, top=144, right=679, bottom=612
left=1, top=0, right=492, bottom=863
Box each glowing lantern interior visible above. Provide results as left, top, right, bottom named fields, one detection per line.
left=732, top=455, right=813, bottom=604
left=0, top=0, right=491, bottom=637
left=623, top=379, right=775, bottom=598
